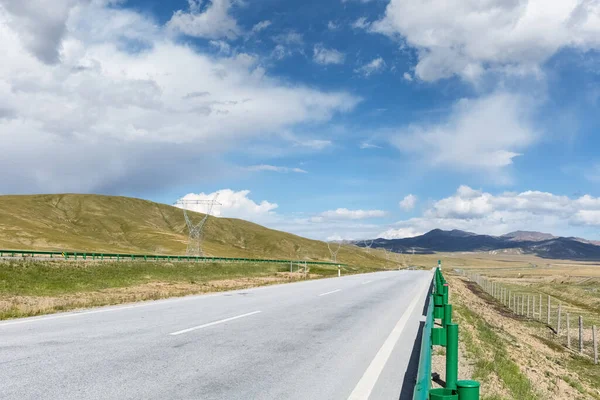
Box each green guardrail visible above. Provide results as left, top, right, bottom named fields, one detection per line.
left=413, top=262, right=481, bottom=400
left=0, top=249, right=346, bottom=266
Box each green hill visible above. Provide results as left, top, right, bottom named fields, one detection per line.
left=0, top=194, right=394, bottom=267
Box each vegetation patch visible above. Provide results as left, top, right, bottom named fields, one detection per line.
left=455, top=304, right=539, bottom=400
left=0, top=259, right=380, bottom=319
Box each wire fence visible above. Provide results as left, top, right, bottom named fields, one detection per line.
left=459, top=270, right=599, bottom=364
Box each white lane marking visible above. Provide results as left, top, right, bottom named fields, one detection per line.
left=318, top=289, right=341, bottom=297
left=362, top=280, right=372, bottom=285
left=169, top=311, right=262, bottom=336
left=348, top=275, right=432, bottom=400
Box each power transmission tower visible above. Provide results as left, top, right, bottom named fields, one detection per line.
left=363, top=239, right=374, bottom=253
left=174, top=195, right=221, bottom=256
left=327, top=241, right=342, bottom=263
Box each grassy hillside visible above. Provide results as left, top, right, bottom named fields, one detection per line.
left=0, top=194, right=394, bottom=268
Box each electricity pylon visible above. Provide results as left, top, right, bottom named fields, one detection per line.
left=174, top=195, right=221, bottom=256
left=327, top=241, right=342, bottom=263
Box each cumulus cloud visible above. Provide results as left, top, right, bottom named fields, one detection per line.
left=246, top=165, right=307, bottom=173
left=313, top=44, right=345, bottom=65
left=167, top=0, right=241, bottom=40
left=0, top=1, right=358, bottom=193
left=391, top=92, right=537, bottom=179
left=399, top=194, right=417, bottom=211
left=176, top=189, right=278, bottom=220
left=0, top=0, right=79, bottom=64
left=317, top=208, right=387, bottom=220
left=371, top=0, right=600, bottom=82
left=379, top=185, right=600, bottom=239
left=403, top=72, right=413, bottom=82
left=355, top=57, right=385, bottom=76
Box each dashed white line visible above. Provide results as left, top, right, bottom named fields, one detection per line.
left=361, top=280, right=372, bottom=285
left=318, top=289, right=341, bottom=297
left=169, top=311, right=262, bottom=336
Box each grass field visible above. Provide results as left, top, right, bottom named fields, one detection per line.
left=434, top=252, right=600, bottom=400
left=0, top=194, right=396, bottom=269
left=0, top=259, right=381, bottom=320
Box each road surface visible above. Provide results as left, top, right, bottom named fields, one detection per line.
left=0, top=270, right=432, bottom=400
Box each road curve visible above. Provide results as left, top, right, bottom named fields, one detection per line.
left=0, top=270, right=432, bottom=400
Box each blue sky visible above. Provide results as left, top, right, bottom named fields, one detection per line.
left=1, top=0, right=600, bottom=240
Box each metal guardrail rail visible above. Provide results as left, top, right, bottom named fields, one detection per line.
left=412, top=264, right=481, bottom=400
left=0, top=249, right=346, bottom=266
left=413, top=284, right=434, bottom=400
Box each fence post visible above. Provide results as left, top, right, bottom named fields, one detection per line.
left=547, top=296, right=551, bottom=325
left=532, top=295, right=536, bottom=319
left=557, top=303, right=562, bottom=335
left=508, top=291, right=512, bottom=309
left=567, top=313, right=571, bottom=349
left=579, top=316, right=584, bottom=353
left=593, top=325, right=598, bottom=365
left=527, top=295, right=530, bottom=318
left=539, top=294, right=542, bottom=321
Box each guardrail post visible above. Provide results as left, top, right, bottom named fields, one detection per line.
left=446, top=323, right=459, bottom=390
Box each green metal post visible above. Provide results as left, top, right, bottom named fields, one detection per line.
left=446, top=323, right=459, bottom=391
left=443, top=284, right=449, bottom=305
left=444, top=304, right=453, bottom=328
left=457, top=380, right=480, bottom=400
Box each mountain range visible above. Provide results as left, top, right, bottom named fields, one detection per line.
left=361, top=229, right=600, bottom=261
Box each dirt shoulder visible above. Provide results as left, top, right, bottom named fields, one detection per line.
left=446, top=273, right=599, bottom=400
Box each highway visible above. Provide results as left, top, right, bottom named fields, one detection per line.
left=0, top=270, right=432, bottom=400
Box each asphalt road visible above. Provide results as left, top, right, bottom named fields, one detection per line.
left=0, top=270, right=432, bottom=400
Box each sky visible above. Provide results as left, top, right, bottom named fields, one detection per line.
left=1, top=0, right=600, bottom=240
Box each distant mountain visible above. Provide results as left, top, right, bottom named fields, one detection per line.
left=501, top=231, right=556, bottom=242
left=361, top=229, right=600, bottom=261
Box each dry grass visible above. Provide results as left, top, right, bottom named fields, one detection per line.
left=448, top=274, right=599, bottom=400
left=0, top=194, right=396, bottom=269
left=0, top=259, right=383, bottom=320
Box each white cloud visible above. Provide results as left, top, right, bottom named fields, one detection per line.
left=272, top=31, right=304, bottom=45
left=318, top=208, right=387, bottom=220
left=360, top=142, right=381, bottom=149
left=351, top=17, right=370, bottom=30
left=355, top=57, right=385, bottom=76
left=287, top=137, right=333, bottom=150
left=399, top=194, right=417, bottom=211
left=0, top=0, right=78, bottom=64
left=378, top=227, right=424, bottom=239
left=0, top=1, right=358, bottom=193
left=246, top=165, right=308, bottom=173
left=379, top=185, right=600, bottom=239
left=209, top=40, right=231, bottom=54
left=251, top=20, right=271, bottom=33
left=371, top=0, right=600, bottom=82
left=403, top=72, right=413, bottom=82
left=177, top=189, right=278, bottom=220
left=167, top=0, right=241, bottom=40
left=271, top=44, right=289, bottom=60
left=391, top=92, right=537, bottom=179
left=327, top=21, right=339, bottom=30
left=313, top=44, right=345, bottom=65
